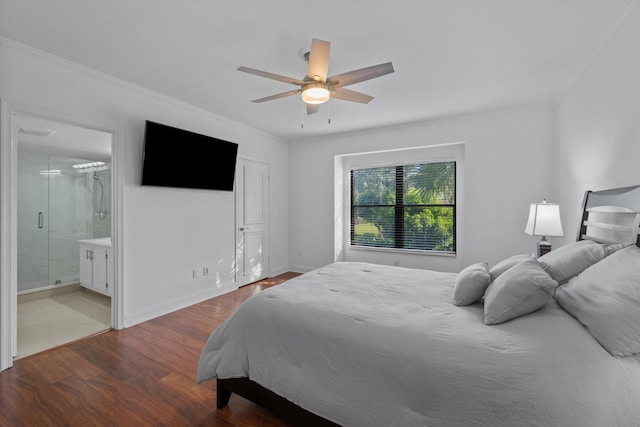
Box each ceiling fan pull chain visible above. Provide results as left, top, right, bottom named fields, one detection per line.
left=328, top=98, right=332, bottom=125
left=300, top=98, right=304, bottom=129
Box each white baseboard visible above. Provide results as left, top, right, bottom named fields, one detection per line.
left=288, top=264, right=315, bottom=274
left=123, top=264, right=312, bottom=328
left=269, top=264, right=289, bottom=277
left=123, top=286, right=235, bottom=328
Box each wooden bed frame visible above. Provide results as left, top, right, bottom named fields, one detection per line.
left=216, top=184, right=640, bottom=425
left=216, top=377, right=339, bottom=426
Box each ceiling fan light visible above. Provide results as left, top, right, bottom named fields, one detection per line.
left=301, top=83, right=331, bottom=104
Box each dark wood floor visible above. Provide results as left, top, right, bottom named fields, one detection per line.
left=0, top=272, right=302, bottom=426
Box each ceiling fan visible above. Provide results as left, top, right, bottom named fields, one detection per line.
left=237, top=38, right=394, bottom=115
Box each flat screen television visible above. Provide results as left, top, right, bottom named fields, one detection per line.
left=141, top=120, right=239, bottom=191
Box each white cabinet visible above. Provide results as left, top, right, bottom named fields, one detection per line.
left=78, top=238, right=113, bottom=296
left=79, top=244, right=93, bottom=286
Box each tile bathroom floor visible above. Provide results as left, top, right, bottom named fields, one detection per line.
left=17, top=285, right=111, bottom=359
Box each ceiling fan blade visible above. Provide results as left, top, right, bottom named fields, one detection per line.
left=306, top=38, right=331, bottom=82
left=306, top=104, right=320, bottom=115
left=331, top=87, right=374, bottom=104
left=251, top=89, right=301, bottom=103
left=237, top=66, right=305, bottom=86
left=327, top=62, right=394, bottom=88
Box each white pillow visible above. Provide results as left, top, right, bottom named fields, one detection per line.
left=555, top=244, right=640, bottom=357
left=538, top=240, right=606, bottom=284
left=489, top=254, right=534, bottom=282
left=604, top=242, right=633, bottom=257
left=484, top=258, right=558, bottom=325
left=452, top=262, right=491, bottom=306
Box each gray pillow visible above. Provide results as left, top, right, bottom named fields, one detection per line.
left=538, top=240, right=606, bottom=284
left=489, top=254, right=534, bottom=281
left=484, top=258, right=558, bottom=325
left=555, top=244, right=640, bottom=357
left=453, top=262, right=491, bottom=306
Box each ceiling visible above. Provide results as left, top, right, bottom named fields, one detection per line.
left=16, top=115, right=112, bottom=160
left=0, top=0, right=634, bottom=142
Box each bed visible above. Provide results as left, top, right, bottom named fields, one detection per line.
left=197, top=185, right=640, bottom=426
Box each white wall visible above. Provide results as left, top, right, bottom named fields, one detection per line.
left=290, top=104, right=555, bottom=273
left=554, top=5, right=640, bottom=246
left=0, top=39, right=290, bottom=327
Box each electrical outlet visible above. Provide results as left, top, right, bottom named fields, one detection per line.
left=203, top=267, right=209, bottom=276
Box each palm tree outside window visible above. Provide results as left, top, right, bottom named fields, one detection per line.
left=350, top=161, right=456, bottom=253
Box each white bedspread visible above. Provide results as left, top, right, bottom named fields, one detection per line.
left=197, top=262, right=640, bottom=426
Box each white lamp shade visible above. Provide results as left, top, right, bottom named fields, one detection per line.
left=525, top=201, right=564, bottom=237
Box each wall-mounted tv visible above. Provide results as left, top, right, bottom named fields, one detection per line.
left=141, top=120, right=239, bottom=191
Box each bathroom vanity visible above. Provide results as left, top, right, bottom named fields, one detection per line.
left=78, top=238, right=112, bottom=296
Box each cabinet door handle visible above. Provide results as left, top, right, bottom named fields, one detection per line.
left=38, top=212, right=43, bottom=229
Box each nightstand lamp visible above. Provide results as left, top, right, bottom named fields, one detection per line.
left=525, top=199, right=564, bottom=257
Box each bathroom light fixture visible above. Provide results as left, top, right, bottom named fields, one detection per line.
left=72, top=161, right=106, bottom=169
left=301, top=83, right=331, bottom=104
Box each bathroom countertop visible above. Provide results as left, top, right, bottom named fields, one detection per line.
left=77, top=237, right=112, bottom=247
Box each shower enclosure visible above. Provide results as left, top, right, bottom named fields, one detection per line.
left=17, top=149, right=111, bottom=294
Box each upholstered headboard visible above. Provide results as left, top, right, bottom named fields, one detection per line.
left=577, top=184, right=640, bottom=247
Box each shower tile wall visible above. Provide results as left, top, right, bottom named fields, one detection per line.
left=92, top=171, right=111, bottom=238
left=18, top=150, right=111, bottom=293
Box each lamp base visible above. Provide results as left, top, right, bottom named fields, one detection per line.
left=537, top=238, right=552, bottom=257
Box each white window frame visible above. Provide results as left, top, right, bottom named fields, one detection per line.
left=350, top=161, right=456, bottom=254
left=334, top=143, right=465, bottom=268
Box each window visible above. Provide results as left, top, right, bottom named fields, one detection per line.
left=350, top=161, right=456, bottom=253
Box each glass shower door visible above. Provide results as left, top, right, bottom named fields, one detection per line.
left=17, top=151, right=50, bottom=292
left=17, top=151, right=101, bottom=293
left=47, top=155, right=93, bottom=286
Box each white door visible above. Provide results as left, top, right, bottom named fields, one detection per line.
left=92, top=246, right=108, bottom=294
left=236, top=158, right=269, bottom=286
left=79, top=244, right=93, bottom=287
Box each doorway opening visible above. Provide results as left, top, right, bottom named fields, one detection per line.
left=15, top=115, right=113, bottom=358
